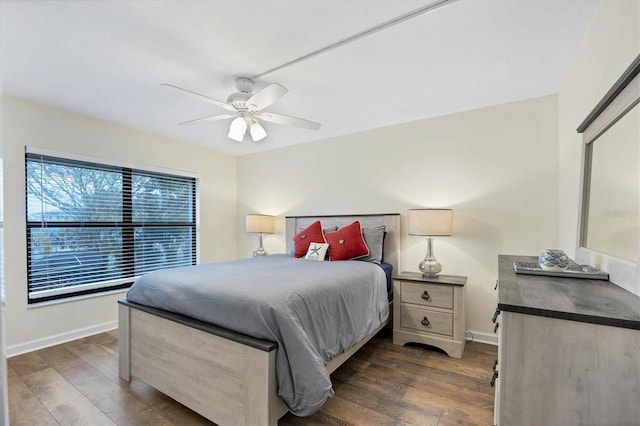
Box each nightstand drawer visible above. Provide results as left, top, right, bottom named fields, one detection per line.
left=400, top=281, right=453, bottom=309
left=400, top=306, right=453, bottom=336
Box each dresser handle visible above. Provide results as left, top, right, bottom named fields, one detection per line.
left=490, top=370, right=499, bottom=387
left=494, top=280, right=499, bottom=291
left=492, top=308, right=501, bottom=323
left=494, top=322, right=499, bottom=333
left=421, top=317, right=430, bottom=327
left=421, top=291, right=431, bottom=300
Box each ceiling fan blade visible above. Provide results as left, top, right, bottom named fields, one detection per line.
left=179, top=113, right=237, bottom=126
left=162, top=83, right=236, bottom=112
left=246, top=83, right=288, bottom=111
left=256, top=112, right=321, bottom=130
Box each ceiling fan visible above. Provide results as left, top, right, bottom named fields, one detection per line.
left=163, top=77, right=321, bottom=142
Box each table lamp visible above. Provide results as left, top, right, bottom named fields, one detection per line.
left=245, top=214, right=275, bottom=257
left=408, top=209, right=453, bottom=277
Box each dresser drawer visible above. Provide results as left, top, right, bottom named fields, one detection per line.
left=400, top=306, right=453, bottom=336
left=400, top=281, right=453, bottom=309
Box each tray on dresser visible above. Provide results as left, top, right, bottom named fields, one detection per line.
left=513, top=260, right=609, bottom=280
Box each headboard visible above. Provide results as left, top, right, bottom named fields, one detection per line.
left=285, top=214, right=401, bottom=274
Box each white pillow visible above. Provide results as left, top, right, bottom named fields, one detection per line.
left=304, top=242, right=329, bottom=261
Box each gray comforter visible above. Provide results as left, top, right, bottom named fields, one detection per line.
left=126, top=254, right=389, bottom=416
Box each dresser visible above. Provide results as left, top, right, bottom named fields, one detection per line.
left=392, top=272, right=466, bottom=358
left=493, top=255, right=640, bottom=425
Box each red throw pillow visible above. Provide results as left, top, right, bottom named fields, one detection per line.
left=325, top=221, right=370, bottom=261
left=293, top=221, right=327, bottom=258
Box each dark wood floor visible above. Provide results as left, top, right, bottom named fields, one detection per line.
left=8, top=328, right=497, bottom=425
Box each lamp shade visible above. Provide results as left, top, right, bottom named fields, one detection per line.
left=245, top=214, right=275, bottom=234
left=249, top=120, right=267, bottom=142
left=228, top=116, right=247, bottom=142
left=408, top=209, right=453, bottom=236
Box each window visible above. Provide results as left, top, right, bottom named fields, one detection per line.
left=26, top=152, right=197, bottom=303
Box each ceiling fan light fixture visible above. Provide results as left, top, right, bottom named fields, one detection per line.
left=250, top=120, right=267, bottom=142
left=166, top=79, right=320, bottom=144
left=228, top=116, right=247, bottom=141
left=228, top=129, right=244, bottom=142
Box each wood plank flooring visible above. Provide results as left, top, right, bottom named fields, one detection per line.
left=8, top=329, right=497, bottom=425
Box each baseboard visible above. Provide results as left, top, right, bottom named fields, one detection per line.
left=6, top=320, right=118, bottom=358
left=465, top=329, right=498, bottom=346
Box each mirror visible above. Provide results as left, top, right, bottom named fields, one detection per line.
left=577, top=54, right=640, bottom=295
left=584, top=102, right=639, bottom=262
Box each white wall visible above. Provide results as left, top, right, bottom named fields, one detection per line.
left=558, top=0, right=639, bottom=257
left=1, top=96, right=237, bottom=350
left=0, top=28, right=9, bottom=422
left=237, top=95, right=559, bottom=335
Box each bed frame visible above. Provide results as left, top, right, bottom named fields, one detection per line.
left=119, top=213, right=400, bottom=425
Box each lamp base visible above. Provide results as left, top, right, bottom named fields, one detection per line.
left=253, top=233, right=267, bottom=257
left=253, top=248, right=267, bottom=257
left=419, top=259, right=442, bottom=277
left=419, top=236, right=442, bottom=277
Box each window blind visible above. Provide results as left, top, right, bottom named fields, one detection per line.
left=26, top=153, right=197, bottom=303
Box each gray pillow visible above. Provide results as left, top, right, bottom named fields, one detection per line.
left=359, top=225, right=386, bottom=264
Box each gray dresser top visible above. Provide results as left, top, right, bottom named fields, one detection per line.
left=498, top=254, right=640, bottom=330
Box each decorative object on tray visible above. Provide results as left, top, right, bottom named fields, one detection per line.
left=514, top=259, right=609, bottom=280
left=538, top=249, right=570, bottom=271
left=408, top=208, right=453, bottom=277
left=246, top=214, right=275, bottom=256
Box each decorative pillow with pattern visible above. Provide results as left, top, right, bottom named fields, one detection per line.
left=304, top=242, right=330, bottom=261
left=293, top=220, right=327, bottom=258
left=325, top=220, right=370, bottom=261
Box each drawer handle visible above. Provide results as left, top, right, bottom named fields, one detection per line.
left=494, top=322, right=499, bottom=333
left=490, top=370, right=499, bottom=387
left=492, top=360, right=498, bottom=371
left=494, top=280, right=499, bottom=291
left=421, top=291, right=431, bottom=300
left=492, top=308, right=501, bottom=323
left=421, top=317, right=430, bottom=327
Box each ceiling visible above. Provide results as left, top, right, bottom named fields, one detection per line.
left=1, top=0, right=598, bottom=156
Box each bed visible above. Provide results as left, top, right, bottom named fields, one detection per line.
left=118, top=213, right=400, bottom=425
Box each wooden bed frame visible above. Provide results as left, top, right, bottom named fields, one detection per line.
left=119, top=213, right=400, bottom=425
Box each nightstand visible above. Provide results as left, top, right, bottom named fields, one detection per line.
left=393, top=271, right=467, bottom=358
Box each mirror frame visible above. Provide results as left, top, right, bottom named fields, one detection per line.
left=576, top=54, right=640, bottom=296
